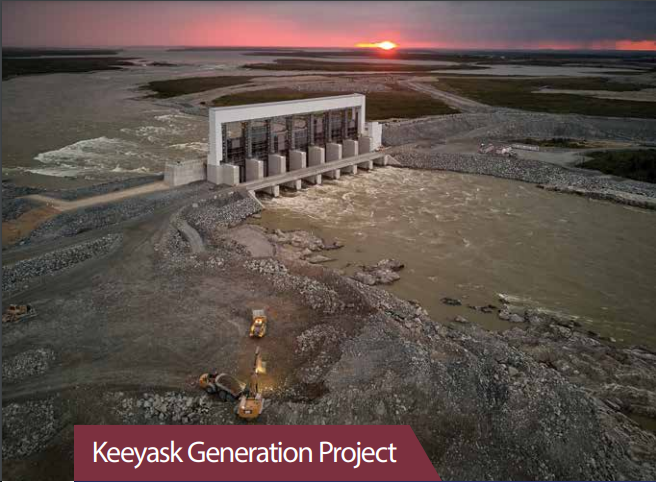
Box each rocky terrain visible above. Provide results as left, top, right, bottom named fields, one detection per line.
left=2, top=233, right=122, bottom=294
left=383, top=111, right=656, bottom=146
left=389, top=145, right=656, bottom=208
left=17, top=181, right=213, bottom=248
left=380, top=110, right=656, bottom=210
left=3, top=190, right=656, bottom=481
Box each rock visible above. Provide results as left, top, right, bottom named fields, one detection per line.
left=353, top=271, right=377, bottom=286
left=375, top=259, right=404, bottom=271
left=376, top=269, right=401, bottom=284
left=351, top=259, right=403, bottom=286
left=498, top=309, right=511, bottom=320
left=454, top=315, right=469, bottom=324
left=305, top=255, right=334, bottom=264
left=251, top=213, right=262, bottom=219
left=509, top=313, right=524, bottom=323
left=441, top=297, right=462, bottom=306
left=323, top=240, right=344, bottom=250
left=508, top=366, right=520, bottom=377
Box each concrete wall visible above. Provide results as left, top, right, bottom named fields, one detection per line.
left=365, top=122, right=382, bottom=150
left=164, top=159, right=206, bottom=187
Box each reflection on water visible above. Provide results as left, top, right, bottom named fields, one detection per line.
left=255, top=168, right=656, bottom=348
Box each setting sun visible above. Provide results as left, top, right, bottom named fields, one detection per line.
left=355, top=40, right=398, bottom=50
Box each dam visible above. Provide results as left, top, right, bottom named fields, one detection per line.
left=165, top=94, right=388, bottom=194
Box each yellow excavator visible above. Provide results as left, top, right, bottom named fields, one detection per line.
left=199, top=348, right=266, bottom=420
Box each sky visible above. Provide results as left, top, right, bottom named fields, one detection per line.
left=3, top=1, right=656, bottom=51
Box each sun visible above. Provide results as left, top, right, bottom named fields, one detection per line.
left=355, top=40, right=398, bottom=51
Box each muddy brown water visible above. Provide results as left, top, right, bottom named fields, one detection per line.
left=253, top=167, right=656, bottom=348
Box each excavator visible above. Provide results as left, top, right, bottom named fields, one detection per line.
left=199, top=347, right=266, bottom=420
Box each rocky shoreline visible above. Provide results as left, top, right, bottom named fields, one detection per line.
left=389, top=145, right=656, bottom=210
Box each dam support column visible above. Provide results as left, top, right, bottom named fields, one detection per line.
left=325, top=142, right=342, bottom=179
left=287, top=150, right=306, bottom=190
left=343, top=139, right=358, bottom=158
left=246, top=158, right=264, bottom=182
left=306, top=146, right=324, bottom=185
left=358, top=135, right=374, bottom=154
left=221, top=164, right=240, bottom=185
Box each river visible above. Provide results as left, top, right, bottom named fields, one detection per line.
left=254, top=167, right=656, bottom=348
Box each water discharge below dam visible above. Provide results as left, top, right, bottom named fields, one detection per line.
left=254, top=167, right=656, bottom=348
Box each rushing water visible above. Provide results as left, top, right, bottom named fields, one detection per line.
left=254, top=168, right=656, bottom=348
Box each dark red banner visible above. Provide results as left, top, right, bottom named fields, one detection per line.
left=74, top=425, right=439, bottom=481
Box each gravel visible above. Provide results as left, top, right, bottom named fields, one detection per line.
left=2, top=348, right=55, bottom=383
left=154, top=189, right=261, bottom=272
left=2, top=180, right=43, bottom=221
left=2, top=197, right=39, bottom=221
left=244, top=258, right=345, bottom=314
left=182, top=190, right=262, bottom=239
left=20, top=182, right=210, bottom=247
left=2, top=398, right=57, bottom=459
left=384, top=111, right=656, bottom=146
left=2, top=233, right=122, bottom=293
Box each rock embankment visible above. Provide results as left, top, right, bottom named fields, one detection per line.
left=2, top=233, right=122, bottom=294
left=19, top=182, right=211, bottom=247
left=390, top=146, right=656, bottom=207
left=154, top=190, right=261, bottom=272
left=383, top=111, right=656, bottom=147
left=499, top=309, right=656, bottom=422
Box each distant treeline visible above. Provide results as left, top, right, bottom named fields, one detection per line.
left=3, top=56, right=135, bottom=80
left=3, top=48, right=122, bottom=57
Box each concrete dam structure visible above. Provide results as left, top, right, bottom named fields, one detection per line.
left=165, top=94, right=387, bottom=195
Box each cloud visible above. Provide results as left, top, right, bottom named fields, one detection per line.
left=2, top=1, right=655, bottom=50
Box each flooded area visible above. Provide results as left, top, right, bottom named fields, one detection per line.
left=254, top=167, right=656, bottom=348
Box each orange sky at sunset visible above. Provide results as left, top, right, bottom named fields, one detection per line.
left=2, top=1, right=655, bottom=51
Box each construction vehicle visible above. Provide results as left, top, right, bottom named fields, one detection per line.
left=199, top=348, right=266, bottom=420
left=2, top=304, right=37, bottom=324
left=249, top=309, right=267, bottom=338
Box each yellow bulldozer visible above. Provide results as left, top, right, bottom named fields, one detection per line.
left=2, top=304, right=37, bottom=324
left=199, top=348, right=266, bottom=421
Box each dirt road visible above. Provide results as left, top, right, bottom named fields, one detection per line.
left=401, top=79, right=495, bottom=113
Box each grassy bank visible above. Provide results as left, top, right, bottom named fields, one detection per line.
left=578, top=149, right=656, bottom=184
left=212, top=87, right=458, bottom=120
left=244, top=58, right=486, bottom=73
left=144, top=75, right=255, bottom=98
left=3, top=57, right=135, bottom=80
left=434, top=77, right=656, bottom=119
